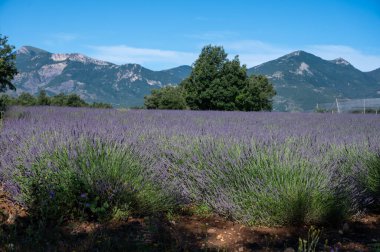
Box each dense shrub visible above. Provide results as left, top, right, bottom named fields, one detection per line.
left=0, top=94, right=15, bottom=111
left=144, top=86, right=187, bottom=110
left=161, top=139, right=360, bottom=225
left=357, top=153, right=380, bottom=210
left=0, top=91, right=112, bottom=109
left=14, top=140, right=176, bottom=223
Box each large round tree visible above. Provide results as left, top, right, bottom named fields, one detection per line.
left=181, top=45, right=275, bottom=111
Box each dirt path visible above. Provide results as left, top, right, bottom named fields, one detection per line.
left=1, top=188, right=379, bottom=251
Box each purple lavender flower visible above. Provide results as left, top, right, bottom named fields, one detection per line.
left=49, top=190, right=55, bottom=199
left=0, top=106, right=379, bottom=225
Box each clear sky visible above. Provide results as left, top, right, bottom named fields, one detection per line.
left=1, top=0, right=379, bottom=71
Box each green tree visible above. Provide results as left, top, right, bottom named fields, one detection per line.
left=181, top=45, right=276, bottom=111
left=0, top=94, right=16, bottom=111
left=181, top=45, right=260, bottom=111
left=144, top=45, right=276, bottom=111
left=208, top=56, right=248, bottom=110
left=0, top=35, right=18, bottom=92
left=37, top=90, right=50, bottom=105
left=181, top=45, right=229, bottom=110
left=50, top=93, right=67, bottom=106
left=236, top=75, right=276, bottom=111
left=144, top=89, right=160, bottom=109
left=17, top=92, right=37, bottom=106
left=144, top=86, right=187, bottom=110
left=66, top=93, right=88, bottom=107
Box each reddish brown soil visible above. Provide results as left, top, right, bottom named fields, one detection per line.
left=1, top=188, right=379, bottom=251
left=0, top=187, right=27, bottom=224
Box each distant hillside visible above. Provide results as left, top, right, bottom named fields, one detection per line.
left=247, top=51, right=380, bottom=111
left=12, top=46, right=380, bottom=111
left=367, top=68, right=380, bottom=83
left=161, top=65, right=192, bottom=80
left=13, top=46, right=191, bottom=107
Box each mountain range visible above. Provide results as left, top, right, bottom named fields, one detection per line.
left=248, top=51, right=380, bottom=111
left=14, top=46, right=192, bottom=107
left=12, top=46, right=380, bottom=111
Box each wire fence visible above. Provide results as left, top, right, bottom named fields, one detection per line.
left=318, top=98, right=380, bottom=114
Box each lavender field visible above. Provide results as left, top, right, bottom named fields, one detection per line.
left=0, top=106, right=379, bottom=226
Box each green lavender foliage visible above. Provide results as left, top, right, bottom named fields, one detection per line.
left=2, top=107, right=379, bottom=227
left=15, top=139, right=176, bottom=223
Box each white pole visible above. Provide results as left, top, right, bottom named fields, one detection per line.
left=363, top=99, right=366, bottom=114
left=336, top=98, right=340, bottom=113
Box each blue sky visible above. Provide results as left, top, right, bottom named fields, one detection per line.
left=1, top=0, right=379, bottom=71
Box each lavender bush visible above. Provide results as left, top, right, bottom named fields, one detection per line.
left=0, top=106, right=379, bottom=225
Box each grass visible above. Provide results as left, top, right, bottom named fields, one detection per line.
left=298, top=226, right=321, bottom=252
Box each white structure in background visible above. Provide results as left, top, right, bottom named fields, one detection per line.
left=318, top=98, right=380, bottom=114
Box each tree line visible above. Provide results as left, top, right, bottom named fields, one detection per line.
left=0, top=90, right=112, bottom=111
left=144, top=45, right=276, bottom=111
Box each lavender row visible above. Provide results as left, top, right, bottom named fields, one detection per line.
left=0, top=106, right=379, bottom=225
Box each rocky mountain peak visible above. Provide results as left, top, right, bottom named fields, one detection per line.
left=331, top=57, right=351, bottom=66
left=51, top=53, right=111, bottom=66
left=17, top=46, right=50, bottom=55
left=284, top=50, right=312, bottom=58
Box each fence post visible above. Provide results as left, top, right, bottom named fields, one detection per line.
left=363, top=99, right=366, bottom=114
left=335, top=98, right=340, bottom=113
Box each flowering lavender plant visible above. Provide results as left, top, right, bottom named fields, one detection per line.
left=0, top=106, right=379, bottom=225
